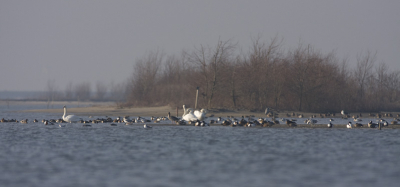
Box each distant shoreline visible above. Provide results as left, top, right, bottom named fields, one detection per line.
left=14, top=101, right=319, bottom=118
left=8, top=101, right=398, bottom=120
left=0, top=101, right=398, bottom=128
left=0, top=100, right=114, bottom=106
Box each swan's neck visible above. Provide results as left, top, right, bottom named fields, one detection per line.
left=182, top=105, right=187, bottom=116
left=63, top=107, right=67, bottom=118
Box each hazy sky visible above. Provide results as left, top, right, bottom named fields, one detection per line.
left=1, top=0, right=399, bottom=91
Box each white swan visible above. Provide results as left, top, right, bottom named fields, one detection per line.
left=63, top=105, right=79, bottom=123
left=182, top=110, right=198, bottom=122
left=194, top=109, right=207, bottom=121
left=182, top=105, right=198, bottom=122
left=182, top=105, right=194, bottom=116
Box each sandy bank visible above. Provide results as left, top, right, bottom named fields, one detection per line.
left=16, top=101, right=400, bottom=124
left=23, top=104, right=321, bottom=118
left=18, top=101, right=270, bottom=117
left=23, top=105, right=174, bottom=117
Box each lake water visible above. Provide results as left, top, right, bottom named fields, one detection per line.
left=1, top=104, right=400, bottom=187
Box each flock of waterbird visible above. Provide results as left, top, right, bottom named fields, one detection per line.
left=1, top=106, right=400, bottom=129
left=339, top=109, right=398, bottom=129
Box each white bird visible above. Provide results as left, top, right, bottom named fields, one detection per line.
left=143, top=124, right=152, bottom=129
left=62, top=105, right=79, bottom=123
left=183, top=110, right=198, bottom=122
left=182, top=105, right=198, bottom=122
left=327, top=122, right=333, bottom=128
left=347, top=122, right=352, bottom=129
left=194, top=109, right=207, bottom=121
left=182, top=105, right=194, bottom=115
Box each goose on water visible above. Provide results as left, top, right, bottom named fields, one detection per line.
left=168, top=112, right=179, bottom=122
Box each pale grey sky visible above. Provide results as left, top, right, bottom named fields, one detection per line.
left=1, top=0, right=399, bottom=91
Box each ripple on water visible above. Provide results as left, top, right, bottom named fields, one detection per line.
left=1, top=116, right=400, bottom=187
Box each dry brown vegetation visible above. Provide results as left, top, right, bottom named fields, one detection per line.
left=126, top=37, right=400, bottom=113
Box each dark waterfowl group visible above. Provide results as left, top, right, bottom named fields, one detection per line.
left=2, top=106, right=400, bottom=130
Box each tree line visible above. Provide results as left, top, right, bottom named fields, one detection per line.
left=43, top=80, right=127, bottom=103
left=126, top=37, right=400, bottom=113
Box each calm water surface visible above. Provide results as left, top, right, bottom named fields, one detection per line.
left=1, top=106, right=400, bottom=187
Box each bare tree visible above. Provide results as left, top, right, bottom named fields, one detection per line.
left=45, top=79, right=58, bottom=108
left=64, top=81, right=74, bottom=101
left=354, top=51, right=376, bottom=100
left=110, top=81, right=127, bottom=108
left=228, top=56, right=241, bottom=108
left=187, top=38, right=236, bottom=109
left=128, top=50, right=163, bottom=105
left=269, top=58, right=287, bottom=109
left=119, top=38, right=400, bottom=113
left=386, top=71, right=400, bottom=105
left=287, top=44, right=335, bottom=111
left=46, top=80, right=58, bottom=100
left=247, top=35, right=283, bottom=110
left=74, top=82, right=91, bottom=101
left=158, top=53, right=193, bottom=106
left=95, top=81, right=108, bottom=101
